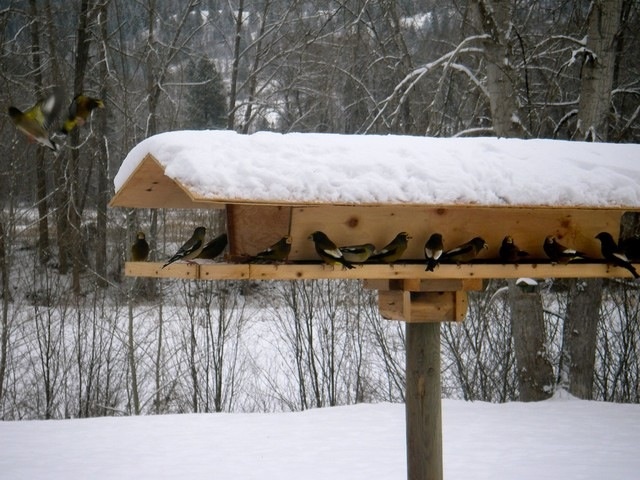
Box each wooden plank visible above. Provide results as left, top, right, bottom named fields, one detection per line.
left=227, top=204, right=291, bottom=256
left=407, top=291, right=466, bottom=323
left=126, top=261, right=201, bottom=279
left=378, top=290, right=408, bottom=321
left=364, top=278, right=484, bottom=292
left=406, top=322, right=443, bottom=480
left=126, top=261, right=640, bottom=280
left=287, top=204, right=625, bottom=261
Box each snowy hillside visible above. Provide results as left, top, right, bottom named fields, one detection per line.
left=2, top=394, right=639, bottom=480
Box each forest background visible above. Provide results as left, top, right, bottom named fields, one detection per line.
left=0, top=0, right=639, bottom=420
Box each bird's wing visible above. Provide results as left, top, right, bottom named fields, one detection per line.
left=179, top=236, right=204, bottom=256
left=425, top=247, right=442, bottom=259
left=39, top=89, right=63, bottom=128
left=444, top=243, right=473, bottom=257
left=340, top=245, right=369, bottom=254
left=322, top=246, right=344, bottom=259
left=612, top=251, right=631, bottom=263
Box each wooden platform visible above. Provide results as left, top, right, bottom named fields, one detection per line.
left=126, top=261, right=640, bottom=281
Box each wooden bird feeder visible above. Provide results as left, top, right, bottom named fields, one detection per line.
left=111, top=131, right=640, bottom=480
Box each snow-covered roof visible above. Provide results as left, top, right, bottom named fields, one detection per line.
left=113, top=130, right=640, bottom=208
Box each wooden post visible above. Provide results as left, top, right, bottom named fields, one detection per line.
left=406, top=322, right=443, bottom=480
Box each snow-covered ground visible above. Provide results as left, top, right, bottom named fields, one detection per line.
left=2, top=392, right=638, bottom=480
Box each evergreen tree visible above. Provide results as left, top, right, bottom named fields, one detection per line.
left=184, top=57, right=227, bottom=129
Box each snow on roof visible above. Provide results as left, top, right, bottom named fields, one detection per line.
left=114, top=130, right=640, bottom=208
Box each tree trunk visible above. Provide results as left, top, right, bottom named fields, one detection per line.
left=471, top=0, right=524, bottom=138
left=508, top=280, right=555, bottom=401
left=560, top=279, right=602, bottom=399
left=95, top=2, right=109, bottom=287
left=0, top=221, right=8, bottom=406
left=227, top=0, right=244, bottom=130
left=562, top=0, right=623, bottom=400
left=29, top=0, right=50, bottom=265
left=575, top=0, right=623, bottom=141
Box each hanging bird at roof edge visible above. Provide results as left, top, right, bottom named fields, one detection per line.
left=308, top=231, right=355, bottom=269
left=251, top=235, right=292, bottom=263
left=339, top=243, right=376, bottom=263
left=499, top=235, right=529, bottom=264
left=131, top=231, right=150, bottom=262
left=60, top=94, right=104, bottom=134
left=595, top=232, right=639, bottom=280
left=162, top=226, right=206, bottom=269
left=424, top=233, right=444, bottom=271
left=369, top=232, right=411, bottom=265
left=197, top=233, right=228, bottom=260
left=441, top=236, right=488, bottom=264
left=8, top=86, right=63, bottom=151
left=543, top=236, right=586, bottom=264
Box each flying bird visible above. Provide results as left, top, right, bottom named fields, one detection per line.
left=499, top=235, right=528, bottom=264
left=197, top=233, right=228, bottom=260
left=442, top=236, right=488, bottom=264
left=595, top=231, right=639, bottom=279
left=308, top=231, right=355, bottom=269
left=60, top=94, right=104, bottom=134
left=162, top=226, right=206, bottom=269
left=339, top=243, right=376, bottom=263
left=251, top=235, right=292, bottom=263
left=369, top=232, right=411, bottom=264
left=131, top=231, right=150, bottom=261
left=424, top=233, right=444, bottom=271
left=543, top=236, right=585, bottom=264
left=8, top=87, right=63, bottom=151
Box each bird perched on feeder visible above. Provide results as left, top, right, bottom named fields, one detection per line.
left=442, top=236, right=488, bottom=264
left=162, top=226, right=206, bottom=268
left=60, top=94, right=104, bottom=134
left=197, top=233, right=228, bottom=260
left=339, top=243, right=376, bottom=263
left=251, top=235, right=292, bottom=263
left=543, top=236, right=585, bottom=264
left=369, top=232, right=411, bottom=264
left=308, top=231, right=355, bottom=269
left=424, top=233, right=444, bottom=272
left=8, top=87, right=63, bottom=151
left=131, top=231, right=150, bottom=261
left=595, top=231, right=639, bottom=279
left=499, top=235, right=528, bottom=264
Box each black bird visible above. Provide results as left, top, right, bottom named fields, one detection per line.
left=131, top=231, right=150, bottom=261
left=543, top=236, right=585, bottom=264
left=442, top=236, right=488, bottom=264
left=197, top=233, right=228, bottom=260
left=499, top=235, right=528, bottom=264
left=369, top=232, right=411, bottom=264
left=162, top=226, right=206, bottom=268
left=251, top=235, right=291, bottom=262
left=424, top=233, right=444, bottom=271
left=308, top=231, right=355, bottom=269
left=595, top=232, right=639, bottom=279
